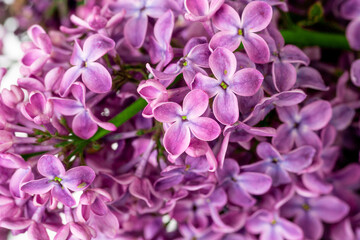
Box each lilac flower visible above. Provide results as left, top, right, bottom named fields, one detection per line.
left=153, top=89, right=221, bottom=156
left=272, top=100, right=332, bottom=152
left=184, top=0, right=225, bottom=22
left=21, top=91, right=53, bottom=125
left=147, top=37, right=211, bottom=86
left=109, top=0, right=176, bottom=48
left=242, top=142, right=315, bottom=186
left=51, top=83, right=116, bottom=139
left=246, top=209, right=304, bottom=240
left=217, top=158, right=272, bottom=207
left=265, top=25, right=310, bottom=92
left=281, top=194, right=350, bottom=239
left=210, top=2, right=272, bottom=63
left=350, top=59, right=360, bottom=87
left=21, top=154, right=95, bottom=207
left=21, top=25, right=52, bottom=75
left=295, top=67, right=329, bottom=91
left=59, top=34, right=115, bottom=96
left=192, top=47, right=264, bottom=125
left=55, top=221, right=96, bottom=240
left=148, top=10, right=174, bottom=70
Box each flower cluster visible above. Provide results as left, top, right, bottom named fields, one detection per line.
left=0, top=0, right=359, bottom=239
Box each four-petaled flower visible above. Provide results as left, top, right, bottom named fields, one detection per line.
left=153, top=89, right=221, bottom=156
left=21, top=154, right=95, bottom=207
left=192, top=47, right=264, bottom=125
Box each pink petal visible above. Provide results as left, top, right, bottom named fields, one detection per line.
left=21, top=178, right=54, bottom=195
left=153, top=102, right=181, bottom=123
left=282, top=146, right=315, bottom=172
left=164, top=121, right=191, bottom=156
left=185, top=0, right=209, bottom=18
left=88, top=110, right=116, bottom=131
left=209, top=47, right=237, bottom=80
left=51, top=98, right=83, bottom=116
left=191, top=73, right=220, bottom=97
left=272, top=60, right=297, bottom=92
left=154, top=10, right=174, bottom=45
left=209, top=31, right=241, bottom=52
left=346, top=19, right=360, bottom=50
left=38, top=154, right=66, bottom=178
left=62, top=166, right=95, bottom=191
left=51, top=185, right=76, bottom=207
left=28, top=222, right=49, bottom=240
left=72, top=110, right=98, bottom=139
left=237, top=172, right=272, bottom=195
left=212, top=4, right=240, bottom=31
left=82, top=62, right=112, bottom=93
left=312, top=196, right=350, bottom=223
left=350, top=59, right=360, bottom=87
left=280, top=45, right=310, bottom=65
left=213, top=91, right=239, bottom=125
left=300, top=100, right=332, bottom=131
left=183, top=89, right=209, bottom=119
left=189, top=117, right=221, bottom=141
left=124, top=15, right=148, bottom=48
left=230, top=68, right=263, bottom=96
left=83, top=34, right=115, bottom=62
left=59, top=66, right=82, bottom=96
left=242, top=33, right=270, bottom=64
left=187, top=43, right=211, bottom=67
left=241, top=1, right=272, bottom=32
left=70, top=40, right=84, bottom=65
left=272, top=124, right=295, bottom=152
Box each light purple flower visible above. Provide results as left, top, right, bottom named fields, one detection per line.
left=272, top=100, right=332, bottom=152
left=242, top=142, right=315, bottom=186
left=281, top=194, right=350, bottom=240
left=110, top=0, right=176, bottom=48
left=210, top=2, right=272, bottom=63
left=21, top=154, right=95, bottom=207
left=192, top=47, right=263, bottom=125
left=184, top=0, right=224, bottom=22
left=217, top=158, right=272, bottom=207
left=246, top=209, right=303, bottom=240
left=59, top=34, right=115, bottom=96
left=51, top=83, right=116, bottom=139
left=21, top=91, right=53, bottom=125
left=153, top=89, right=221, bottom=156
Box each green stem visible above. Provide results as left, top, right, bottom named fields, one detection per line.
left=281, top=27, right=350, bottom=50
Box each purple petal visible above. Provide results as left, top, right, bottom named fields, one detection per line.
left=183, top=89, right=209, bottom=119
left=38, top=154, right=65, bottom=178
left=230, top=68, right=263, bottom=96
left=0, top=218, right=32, bottom=230
left=83, top=34, right=115, bottom=62
left=129, top=178, right=152, bottom=207
left=278, top=218, right=303, bottom=240
left=300, top=100, right=332, bottom=130
left=153, top=102, right=181, bottom=123
left=242, top=33, right=270, bottom=64
left=91, top=197, right=108, bottom=216
left=242, top=1, right=272, bottom=32
left=209, top=31, right=241, bottom=52
left=191, top=73, right=220, bottom=97
left=82, top=62, right=112, bottom=93
left=330, top=104, right=355, bottom=130
left=295, top=67, right=328, bottom=91
left=312, top=196, right=350, bottom=223
left=59, top=66, right=82, bottom=96
left=273, top=89, right=306, bottom=107
left=246, top=210, right=271, bottom=233
left=183, top=36, right=207, bottom=56
left=187, top=43, right=211, bottom=67
left=209, top=47, right=237, bottom=80
left=28, top=222, right=49, bottom=240
left=154, top=10, right=174, bottom=45
left=228, top=182, right=256, bottom=207
left=282, top=146, right=315, bottom=172
left=213, top=91, right=239, bottom=125
left=295, top=128, right=322, bottom=152
left=70, top=40, right=84, bottom=65
left=346, top=18, right=360, bottom=50
left=51, top=185, right=76, bottom=207
left=189, top=117, right=221, bottom=141
left=350, top=59, right=360, bottom=87
left=44, top=67, right=64, bottom=91
left=70, top=82, right=86, bottom=105
left=272, top=124, right=295, bottom=152
left=72, top=110, right=98, bottom=139
left=276, top=105, right=298, bottom=124
left=340, top=0, right=360, bottom=20
left=21, top=178, right=53, bottom=195
left=217, top=158, right=240, bottom=182
left=51, top=98, right=83, bottom=116
left=256, top=142, right=281, bottom=160
left=212, top=4, right=240, bottom=31
left=295, top=212, right=323, bottom=240
left=62, top=166, right=95, bottom=191
left=280, top=45, right=310, bottom=65
left=237, top=172, right=272, bottom=195
left=185, top=0, right=209, bottom=18
left=125, top=15, right=148, bottom=48
left=164, top=121, right=191, bottom=156
left=272, top=60, right=297, bottom=92
left=17, top=78, right=45, bottom=92
left=302, top=173, right=333, bottom=194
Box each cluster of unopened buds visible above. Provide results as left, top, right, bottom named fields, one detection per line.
left=0, top=0, right=360, bottom=239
